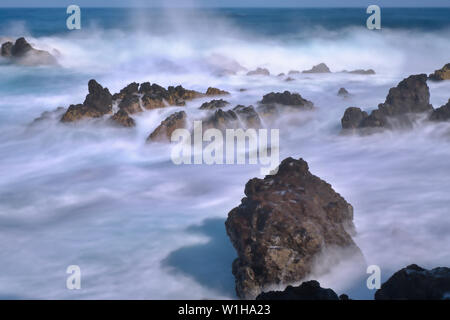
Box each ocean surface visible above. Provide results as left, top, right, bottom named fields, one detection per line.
left=0, top=8, right=449, bottom=299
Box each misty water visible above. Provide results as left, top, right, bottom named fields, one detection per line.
left=0, top=8, right=449, bottom=299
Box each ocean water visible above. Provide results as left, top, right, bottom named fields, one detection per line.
left=0, top=8, right=449, bottom=299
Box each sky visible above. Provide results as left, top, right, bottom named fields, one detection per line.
left=0, top=0, right=449, bottom=8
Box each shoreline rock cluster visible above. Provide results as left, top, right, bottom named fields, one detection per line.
left=1, top=37, right=57, bottom=66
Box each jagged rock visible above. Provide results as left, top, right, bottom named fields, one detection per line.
left=256, top=280, right=339, bottom=300
left=118, top=94, right=142, bottom=114
left=375, top=264, right=450, bottom=300
left=288, top=70, right=301, bottom=75
left=112, top=82, right=139, bottom=100
left=147, top=111, right=187, bottom=142
left=277, top=73, right=285, bottom=77
left=110, top=110, right=135, bottom=127
left=199, top=99, right=229, bottom=110
left=225, top=157, right=363, bottom=299
left=344, top=69, right=375, bottom=75
left=338, top=88, right=350, bottom=97
left=233, top=105, right=262, bottom=128
left=205, top=87, right=230, bottom=96
left=203, top=109, right=239, bottom=131
left=247, top=68, right=270, bottom=76
left=31, top=107, right=66, bottom=124
left=429, top=63, right=450, bottom=81
left=341, top=107, right=369, bottom=129
left=259, top=91, right=314, bottom=109
left=341, top=74, right=433, bottom=131
left=206, top=54, right=247, bottom=76
left=139, top=82, right=203, bottom=109
left=61, top=80, right=113, bottom=122
left=1, top=37, right=57, bottom=65
left=429, top=99, right=450, bottom=121
left=303, top=63, right=331, bottom=73
left=285, top=77, right=295, bottom=82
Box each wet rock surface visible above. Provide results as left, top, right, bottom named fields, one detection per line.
left=1, top=37, right=57, bottom=65
left=233, top=105, right=262, bottom=128
left=199, top=99, right=230, bottom=110
left=258, top=91, right=314, bottom=112
left=205, top=87, right=230, bottom=96
left=338, top=87, right=350, bottom=97
left=429, top=63, right=450, bottom=81
left=247, top=68, right=270, bottom=76
left=429, top=99, right=450, bottom=122
left=118, top=94, right=142, bottom=114
left=110, top=109, right=136, bottom=127
left=341, top=74, right=433, bottom=131
left=343, top=69, right=376, bottom=75
left=375, top=264, right=450, bottom=300
left=256, top=280, right=340, bottom=300
left=225, top=157, right=362, bottom=299
left=147, top=111, right=187, bottom=142
left=303, top=63, right=331, bottom=73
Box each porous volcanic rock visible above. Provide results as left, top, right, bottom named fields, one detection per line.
left=205, top=87, right=230, bottom=96
left=429, top=63, right=450, bottom=81
left=112, top=82, right=139, bottom=100
left=341, top=74, right=433, bottom=131
left=61, top=80, right=113, bottom=122
left=303, top=63, right=331, bottom=74
left=147, top=111, right=187, bottom=142
left=341, top=107, right=369, bottom=130
left=258, top=91, right=314, bottom=115
left=225, top=157, right=363, bottom=299
left=375, top=264, right=450, bottom=300
left=199, top=99, right=230, bottom=110
left=429, top=99, right=450, bottom=122
left=233, top=105, right=262, bottom=128
left=110, top=110, right=136, bottom=127
left=1, top=37, right=57, bottom=65
left=256, top=280, right=340, bottom=300
left=203, top=109, right=239, bottom=131
left=247, top=68, right=270, bottom=76
left=118, top=94, right=142, bottom=114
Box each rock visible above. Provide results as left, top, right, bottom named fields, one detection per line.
left=203, top=109, right=239, bottom=131
left=61, top=80, right=113, bottom=122
left=288, top=70, right=301, bottom=75
left=31, top=107, right=66, bottom=124
left=341, top=107, right=369, bottom=129
left=429, top=63, right=450, bottom=81
left=139, top=82, right=203, bottom=109
left=205, top=87, right=230, bottom=96
left=247, top=68, right=270, bottom=76
left=303, top=63, right=331, bottom=74
left=206, top=54, right=247, bottom=76
left=199, top=99, right=229, bottom=110
left=233, top=105, right=262, bottom=128
left=429, top=99, right=450, bottom=121
left=375, top=264, right=450, bottom=300
left=277, top=73, right=285, bottom=77
left=1, top=37, right=57, bottom=65
left=118, top=94, right=142, bottom=114
left=110, top=110, right=136, bottom=127
left=259, top=91, right=314, bottom=109
left=256, top=280, right=339, bottom=300
left=112, top=82, right=139, bottom=100
left=147, top=111, right=187, bottom=142
left=285, top=77, right=295, bottom=82
left=344, top=69, right=376, bottom=75
left=337, top=88, right=350, bottom=97
left=341, top=74, right=433, bottom=131
left=225, top=157, right=363, bottom=299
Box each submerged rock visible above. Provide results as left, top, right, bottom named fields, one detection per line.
left=337, top=88, right=350, bottom=97
left=256, top=280, right=340, bottom=300
left=225, top=157, right=363, bottom=299
left=429, top=99, right=450, bottom=122
left=61, top=80, right=113, bottom=122
left=302, top=63, right=331, bottom=74
left=110, top=110, right=135, bottom=127
left=375, top=264, right=450, bottom=300
left=1, top=37, right=57, bottom=66
left=341, top=74, right=433, bottom=132
left=199, top=99, right=230, bottom=110
left=247, top=68, right=270, bottom=76
left=147, top=111, right=187, bottom=142
left=428, top=63, right=450, bottom=81
left=343, top=69, right=376, bottom=75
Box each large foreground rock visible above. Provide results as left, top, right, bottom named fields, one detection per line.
left=225, top=157, right=363, bottom=299
left=375, top=264, right=450, bottom=300
left=1, top=37, right=57, bottom=65
left=61, top=80, right=113, bottom=122
left=341, top=74, right=433, bottom=132
left=429, top=63, right=450, bottom=81
left=256, top=280, right=340, bottom=300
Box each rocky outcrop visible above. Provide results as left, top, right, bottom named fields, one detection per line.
left=288, top=70, right=301, bottom=75
left=429, top=99, right=450, bottom=122
left=225, top=157, right=363, bottom=299
left=257, top=91, right=313, bottom=118
left=110, top=110, right=135, bottom=127
left=203, top=109, right=239, bottom=131
left=112, top=82, right=139, bottom=100
left=256, top=280, right=340, bottom=300
left=233, top=105, right=262, bottom=128
left=118, top=94, right=142, bottom=114
left=199, top=99, right=229, bottom=110
left=147, top=111, right=187, bottom=142
left=1, top=37, right=57, bottom=65
left=61, top=80, right=113, bottom=122
left=375, top=264, right=450, bottom=300
left=341, top=74, right=433, bottom=131
left=343, top=69, right=375, bottom=75
left=205, top=87, right=230, bottom=96
left=31, top=107, right=66, bottom=124
left=338, top=88, right=350, bottom=97
left=303, top=63, right=331, bottom=74
left=247, top=68, right=270, bottom=76
left=429, top=63, right=450, bottom=81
